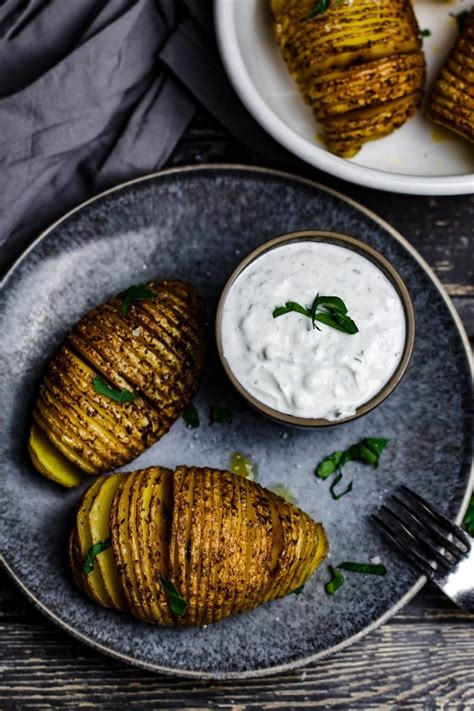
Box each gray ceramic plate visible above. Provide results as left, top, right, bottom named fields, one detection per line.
left=0, top=165, right=472, bottom=679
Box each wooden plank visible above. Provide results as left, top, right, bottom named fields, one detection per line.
left=0, top=620, right=473, bottom=709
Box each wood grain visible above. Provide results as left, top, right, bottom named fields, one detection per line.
left=1, top=115, right=473, bottom=709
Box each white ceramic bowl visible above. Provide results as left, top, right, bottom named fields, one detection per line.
left=215, top=0, right=474, bottom=195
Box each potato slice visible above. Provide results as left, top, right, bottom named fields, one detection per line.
left=263, top=496, right=298, bottom=603
left=280, top=507, right=310, bottom=597
left=183, top=470, right=205, bottom=626
left=128, top=472, right=153, bottom=620
left=32, top=408, right=97, bottom=475
left=237, top=478, right=273, bottom=615
left=109, top=472, right=147, bottom=620
left=169, top=466, right=195, bottom=624
left=221, top=473, right=247, bottom=621
left=197, top=469, right=224, bottom=625
left=89, top=474, right=127, bottom=611
left=212, top=472, right=244, bottom=623
left=145, top=467, right=174, bottom=625
left=35, top=392, right=105, bottom=473
left=75, top=477, right=114, bottom=608
left=28, top=423, right=82, bottom=488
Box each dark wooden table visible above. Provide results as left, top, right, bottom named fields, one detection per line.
left=1, top=114, right=473, bottom=709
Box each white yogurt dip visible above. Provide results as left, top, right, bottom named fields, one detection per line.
left=220, top=241, right=406, bottom=421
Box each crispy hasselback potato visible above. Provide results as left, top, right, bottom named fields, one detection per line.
left=29, top=281, right=207, bottom=487
left=270, top=0, right=426, bottom=157
left=69, top=466, right=328, bottom=626
left=427, top=10, right=474, bottom=142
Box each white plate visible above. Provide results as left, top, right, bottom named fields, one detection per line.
left=215, top=0, right=474, bottom=195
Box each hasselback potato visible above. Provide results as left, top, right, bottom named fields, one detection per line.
left=29, top=281, right=207, bottom=488
left=270, top=0, right=426, bottom=157
left=427, top=9, right=474, bottom=142
left=69, top=466, right=328, bottom=626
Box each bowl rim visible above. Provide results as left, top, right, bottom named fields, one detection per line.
left=216, top=230, right=416, bottom=427
left=214, top=1, right=474, bottom=196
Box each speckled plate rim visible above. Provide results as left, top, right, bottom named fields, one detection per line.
left=1, top=164, right=472, bottom=680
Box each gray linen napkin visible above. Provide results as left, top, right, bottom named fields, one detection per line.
left=0, top=0, right=289, bottom=268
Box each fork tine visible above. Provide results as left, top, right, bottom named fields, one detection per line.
left=380, top=505, right=452, bottom=571
left=372, top=514, right=436, bottom=579
left=399, top=486, right=471, bottom=550
left=390, top=494, right=463, bottom=559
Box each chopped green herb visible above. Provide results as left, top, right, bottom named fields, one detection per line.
left=183, top=403, right=199, bottom=429
left=230, top=451, right=258, bottom=481
left=273, top=294, right=358, bottom=335
left=210, top=405, right=233, bottom=425
left=420, top=28, right=431, bottom=37
left=316, top=437, right=389, bottom=479
left=338, top=562, right=387, bottom=576
left=450, top=10, right=469, bottom=33
left=83, top=538, right=112, bottom=575
left=159, top=575, right=188, bottom=616
left=93, top=377, right=136, bottom=404
left=325, top=565, right=345, bottom=594
left=463, top=495, right=474, bottom=536
left=269, top=483, right=297, bottom=504
left=324, top=560, right=387, bottom=595
left=121, top=284, right=157, bottom=316
left=289, top=584, right=305, bottom=596
left=329, top=472, right=353, bottom=500
left=305, top=0, right=330, bottom=19
left=273, top=301, right=310, bottom=319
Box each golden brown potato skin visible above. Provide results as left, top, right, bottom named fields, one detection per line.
left=31, top=280, right=207, bottom=479
left=427, top=10, right=474, bottom=143
left=69, top=466, right=328, bottom=627
left=270, top=0, right=426, bottom=157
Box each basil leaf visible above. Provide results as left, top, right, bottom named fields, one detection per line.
left=289, top=584, right=305, bottom=596
left=314, top=311, right=359, bottom=335
left=463, top=495, right=474, bottom=536
left=315, top=450, right=351, bottom=479
left=93, top=378, right=136, bottom=403
left=306, top=0, right=330, bottom=20
left=349, top=438, right=389, bottom=467
left=325, top=565, right=345, bottom=594
left=337, top=562, right=387, bottom=576
left=317, top=295, right=348, bottom=314
left=316, top=451, right=344, bottom=479
left=273, top=301, right=311, bottom=319
left=364, top=438, right=389, bottom=456
left=183, top=403, right=199, bottom=429
left=159, top=575, right=188, bottom=616
left=83, top=538, right=112, bottom=575
left=210, top=405, right=233, bottom=425
left=450, top=10, right=469, bottom=32
left=420, top=28, right=431, bottom=37
left=272, top=293, right=357, bottom=335
left=316, top=437, right=389, bottom=480
left=121, top=284, right=157, bottom=316
left=329, top=472, right=353, bottom=500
